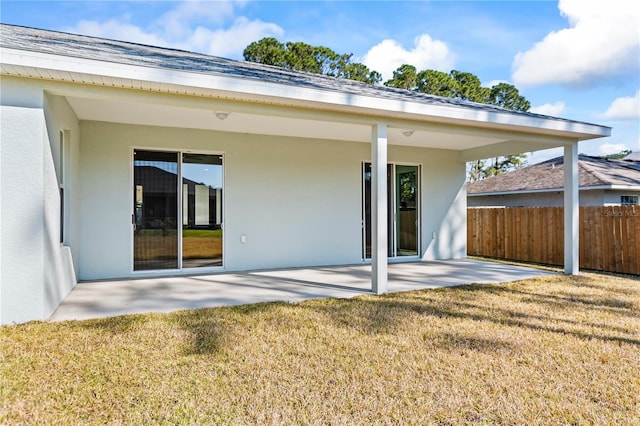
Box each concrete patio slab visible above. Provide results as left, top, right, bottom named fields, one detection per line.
left=48, top=259, right=554, bottom=322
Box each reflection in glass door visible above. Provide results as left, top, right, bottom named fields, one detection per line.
left=182, top=153, right=223, bottom=268
left=133, top=150, right=223, bottom=271
left=133, top=150, right=179, bottom=270
left=362, top=162, right=419, bottom=259
left=362, top=163, right=393, bottom=258
left=395, top=165, right=419, bottom=256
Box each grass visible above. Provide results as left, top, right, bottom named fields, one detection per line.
left=134, top=229, right=222, bottom=260
left=2, top=272, right=639, bottom=425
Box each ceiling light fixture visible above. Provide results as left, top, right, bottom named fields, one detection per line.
left=402, top=130, right=414, bottom=137
left=214, top=111, right=230, bottom=120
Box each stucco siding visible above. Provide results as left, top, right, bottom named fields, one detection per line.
left=78, top=121, right=466, bottom=279
left=604, top=190, right=640, bottom=205
left=0, top=106, right=46, bottom=324
left=0, top=79, right=81, bottom=324
left=42, top=94, right=79, bottom=316
left=468, top=190, right=606, bottom=207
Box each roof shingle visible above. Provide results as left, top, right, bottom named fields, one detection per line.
left=467, top=155, right=640, bottom=194
left=0, top=23, right=601, bottom=127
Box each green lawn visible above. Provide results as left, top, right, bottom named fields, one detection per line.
left=1, top=272, right=639, bottom=424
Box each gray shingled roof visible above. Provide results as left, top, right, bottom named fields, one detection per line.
left=624, top=152, right=640, bottom=161
left=468, top=155, right=640, bottom=194
left=0, top=23, right=597, bottom=128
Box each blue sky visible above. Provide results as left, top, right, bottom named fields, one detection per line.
left=2, top=0, right=638, bottom=163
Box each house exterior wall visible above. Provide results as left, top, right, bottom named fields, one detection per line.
left=0, top=76, right=466, bottom=324
left=604, top=190, right=640, bottom=206
left=0, top=78, right=77, bottom=324
left=468, top=190, right=606, bottom=207
left=77, top=121, right=466, bottom=280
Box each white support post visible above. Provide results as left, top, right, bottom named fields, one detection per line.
left=371, top=123, right=388, bottom=294
left=564, top=142, right=579, bottom=275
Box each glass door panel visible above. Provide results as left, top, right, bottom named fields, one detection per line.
left=396, top=165, right=419, bottom=256
left=182, top=153, right=223, bottom=268
left=133, top=150, right=179, bottom=270
left=363, top=162, right=419, bottom=259
left=362, top=162, right=394, bottom=258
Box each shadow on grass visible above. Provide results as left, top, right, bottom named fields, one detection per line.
left=303, top=283, right=640, bottom=347
left=170, top=302, right=289, bottom=355
left=75, top=277, right=639, bottom=358
left=74, top=313, right=150, bottom=333
left=498, top=286, right=640, bottom=317
left=430, top=332, right=514, bottom=353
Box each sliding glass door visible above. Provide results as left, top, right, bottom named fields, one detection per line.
left=133, top=150, right=179, bottom=270
left=181, top=153, right=223, bottom=268
left=133, top=150, right=223, bottom=271
left=362, top=162, right=419, bottom=259
left=395, top=165, right=419, bottom=256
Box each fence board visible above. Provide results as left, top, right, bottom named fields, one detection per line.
left=467, top=206, right=640, bottom=275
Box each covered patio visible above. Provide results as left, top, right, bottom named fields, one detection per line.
left=49, top=259, right=554, bottom=322
left=1, top=25, right=610, bottom=325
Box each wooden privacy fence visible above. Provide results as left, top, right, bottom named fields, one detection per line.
left=467, top=206, right=640, bottom=275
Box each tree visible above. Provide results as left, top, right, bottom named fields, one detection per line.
left=243, top=37, right=287, bottom=68
left=487, top=82, right=530, bottom=111
left=244, top=39, right=532, bottom=181
left=387, top=67, right=533, bottom=181
left=243, top=37, right=380, bottom=84
left=384, top=64, right=418, bottom=90
left=341, top=62, right=382, bottom=84
left=605, top=149, right=632, bottom=159
left=416, top=69, right=458, bottom=98
left=449, top=70, right=489, bottom=103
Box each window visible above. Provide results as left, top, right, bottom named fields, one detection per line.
left=133, top=149, right=224, bottom=271
left=362, top=162, right=420, bottom=259
left=59, top=130, right=67, bottom=244
left=621, top=195, right=639, bottom=205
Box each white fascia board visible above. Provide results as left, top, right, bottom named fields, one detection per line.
left=1, top=46, right=611, bottom=138
left=608, top=185, right=640, bottom=191
left=468, top=185, right=640, bottom=197
left=468, top=188, right=565, bottom=197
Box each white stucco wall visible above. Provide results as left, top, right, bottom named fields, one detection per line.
left=1, top=76, right=467, bottom=323
left=1, top=105, right=47, bottom=324
left=468, top=190, right=607, bottom=207
left=42, top=94, right=79, bottom=316
left=388, top=146, right=467, bottom=261
left=0, top=78, right=78, bottom=324
left=78, top=121, right=467, bottom=280
left=604, top=190, right=640, bottom=206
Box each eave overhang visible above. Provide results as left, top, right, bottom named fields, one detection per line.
left=1, top=46, right=612, bottom=145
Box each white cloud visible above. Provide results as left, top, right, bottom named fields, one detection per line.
left=184, top=18, right=284, bottom=58
left=66, top=0, right=282, bottom=58
left=157, top=0, right=239, bottom=39
left=530, top=101, right=566, bottom=116
left=599, top=143, right=629, bottom=156
left=512, top=0, right=640, bottom=86
left=362, top=34, right=455, bottom=81
left=601, top=90, right=640, bottom=120
left=71, top=19, right=166, bottom=46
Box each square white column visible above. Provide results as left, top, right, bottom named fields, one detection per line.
left=564, top=142, right=579, bottom=275
left=371, top=123, right=388, bottom=294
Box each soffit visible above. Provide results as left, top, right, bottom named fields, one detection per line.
left=65, top=95, right=503, bottom=150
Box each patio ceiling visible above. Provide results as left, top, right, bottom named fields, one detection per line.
left=65, top=94, right=508, bottom=151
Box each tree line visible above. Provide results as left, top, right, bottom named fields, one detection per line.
left=244, top=37, right=530, bottom=181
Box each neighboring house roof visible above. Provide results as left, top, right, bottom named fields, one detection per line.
left=468, top=155, right=640, bottom=195
left=623, top=152, right=640, bottom=161
left=0, top=23, right=610, bottom=145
